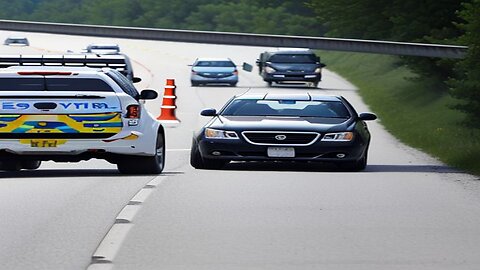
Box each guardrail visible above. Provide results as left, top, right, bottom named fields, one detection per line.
left=0, top=19, right=468, bottom=59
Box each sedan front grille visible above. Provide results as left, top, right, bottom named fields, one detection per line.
left=197, top=72, right=233, bottom=78
left=241, top=131, right=320, bottom=146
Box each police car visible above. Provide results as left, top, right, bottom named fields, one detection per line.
left=0, top=66, right=165, bottom=174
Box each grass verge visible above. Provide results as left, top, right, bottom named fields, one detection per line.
left=319, top=51, right=480, bottom=176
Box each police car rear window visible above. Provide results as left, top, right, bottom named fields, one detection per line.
left=0, top=78, right=114, bottom=92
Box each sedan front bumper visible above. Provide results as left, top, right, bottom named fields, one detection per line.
left=191, top=74, right=238, bottom=85
left=264, top=72, right=321, bottom=83
left=197, top=136, right=367, bottom=162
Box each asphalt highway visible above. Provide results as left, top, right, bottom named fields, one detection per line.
left=0, top=31, right=479, bottom=270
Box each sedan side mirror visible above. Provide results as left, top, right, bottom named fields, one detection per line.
left=139, top=89, right=158, bottom=100
left=358, top=112, right=377, bottom=121
left=320, top=63, right=327, bottom=68
left=200, top=108, right=217, bottom=116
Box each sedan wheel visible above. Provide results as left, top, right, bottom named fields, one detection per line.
left=190, top=139, right=227, bottom=170
left=338, top=151, right=368, bottom=172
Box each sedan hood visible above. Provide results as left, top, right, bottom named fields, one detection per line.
left=209, top=116, right=351, bottom=132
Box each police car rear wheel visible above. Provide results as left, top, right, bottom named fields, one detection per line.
left=21, top=160, right=41, bottom=170
left=117, top=133, right=165, bottom=174
left=0, top=160, right=22, bottom=171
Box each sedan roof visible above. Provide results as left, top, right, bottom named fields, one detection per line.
left=195, top=58, right=233, bottom=62
left=235, top=92, right=342, bottom=102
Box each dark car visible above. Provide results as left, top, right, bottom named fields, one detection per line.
left=190, top=92, right=376, bottom=171
left=4, top=37, right=29, bottom=46
left=256, top=49, right=326, bottom=88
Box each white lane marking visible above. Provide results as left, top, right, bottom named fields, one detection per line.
left=88, top=176, right=167, bottom=269
left=166, top=149, right=191, bottom=152
left=115, top=205, right=141, bottom=224
left=90, top=223, right=133, bottom=264
left=86, top=263, right=114, bottom=270
left=129, top=188, right=154, bottom=205
left=145, top=177, right=164, bottom=188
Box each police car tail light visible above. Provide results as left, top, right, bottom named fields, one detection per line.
left=17, top=71, right=73, bottom=76
left=126, top=105, right=140, bottom=118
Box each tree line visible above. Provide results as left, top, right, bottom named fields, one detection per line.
left=308, top=0, right=479, bottom=128
left=0, top=0, right=478, bottom=126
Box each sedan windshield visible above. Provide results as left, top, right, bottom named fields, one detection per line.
left=268, top=54, right=317, bottom=63
left=222, top=99, right=351, bottom=118
left=195, top=61, right=235, bottom=67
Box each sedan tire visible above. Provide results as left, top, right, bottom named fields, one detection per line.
left=190, top=140, right=227, bottom=170
left=338, top=151, right=368, bottom=172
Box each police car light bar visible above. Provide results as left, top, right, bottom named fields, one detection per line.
left=0, top=54, right=127, bottom=69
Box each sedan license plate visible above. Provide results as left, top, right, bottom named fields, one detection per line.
left=267, top=147, right=295, bottom=158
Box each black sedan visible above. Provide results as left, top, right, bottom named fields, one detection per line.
left=190, top=92, right=377, bottom=171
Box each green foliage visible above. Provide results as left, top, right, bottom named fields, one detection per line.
left=449, top=0, right=480, bottom=127
left=307, top=0, right=392, bottom=39
left=308, top=0, right=479, bottom=127
left=0, top=0, right=324, bottom=36
left=29, top=0, right=85, bottom=23
left=185, top=1, right=323, bottom=36
left=0, top=0, right=38, bottom=20
left=385, top=0, right=464, bottom=42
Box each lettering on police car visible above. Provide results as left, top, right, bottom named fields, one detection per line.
left=1, top=102, right=116, bottom=110
left=1, top=102, right=30, bottom=110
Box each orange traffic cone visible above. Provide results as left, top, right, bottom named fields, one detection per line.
left=157, top=79, right=180, bottom=123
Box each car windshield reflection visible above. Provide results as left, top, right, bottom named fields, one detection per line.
left=221, top=99, right=351, bottom=118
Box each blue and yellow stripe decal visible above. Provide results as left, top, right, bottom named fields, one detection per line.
left=0, top=113, right=122, bottom=135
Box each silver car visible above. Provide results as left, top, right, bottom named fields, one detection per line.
left=85, top=43, right=120, bottom=55
left=190, top=58, right=238, bottom=87
left=4, top=37, right=29, bottom=46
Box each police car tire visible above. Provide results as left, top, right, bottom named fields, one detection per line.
left=0, top=160, right=22, bottom=171
left=21, top=160, right=41, bottom=170
left=117, top=133, right=165, bottom=174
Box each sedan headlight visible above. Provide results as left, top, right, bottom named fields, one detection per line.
left=265, top=66, right=276, bottom=74
left=321, top=132, right=354, bottom=141
left=205, top=128, right=239, bottom=139
left=314, top=68, right=322, bottom=73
